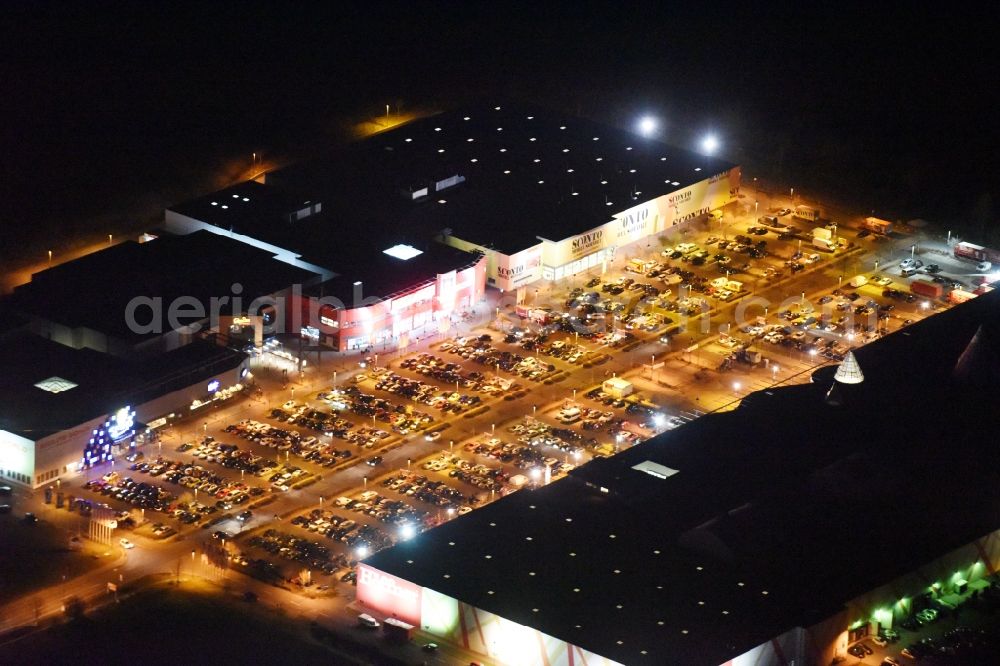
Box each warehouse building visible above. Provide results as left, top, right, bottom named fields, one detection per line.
left=0, top=231, right=318, bottom=487
left=165, top=103, right=739, bottom=349
left=358, top=289, right=1000, bottom=665
left=270, top=103, right=741, bottom=293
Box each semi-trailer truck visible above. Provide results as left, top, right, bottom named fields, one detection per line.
left=910, top=279, right=944, bottom=299
left=794, top=205, right=821, bottom=222
left=863, top=217, right=893, bottom=235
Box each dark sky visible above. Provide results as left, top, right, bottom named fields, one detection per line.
left=1, top=3, right=997, bottom=263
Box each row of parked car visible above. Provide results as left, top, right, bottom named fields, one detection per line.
left=398, top=353, right=511, bottom=394
left=374, top=369, right=486, bottom=414
left=375, top=473, right=474, bottom=513
left=128, top=457, right=264, bottom=507
left=187, top=438, right=281, bottom=476
left=442, top=337, right=557, bottom=381
left=421, top=452, right=509, bottom=492
left=246, top=528, right=343, bottom=575
left=331, top=386, right=435, bottom=435
left=83, top=474, right=174, bottom=512
left=292, top=506, right=398, bottom=555
left=464, top=436, right=557, bottom=472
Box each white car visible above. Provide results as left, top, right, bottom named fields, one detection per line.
left=424, top=431, right=441, bottom=442
left=119, top=538, right=135, bottom=550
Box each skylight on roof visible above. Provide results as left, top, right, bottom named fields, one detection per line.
left=632, top=460, right=679, bottom=479
left=35, top=376, right=78, bottom=393
left=383, top=244, right=423, bottom=260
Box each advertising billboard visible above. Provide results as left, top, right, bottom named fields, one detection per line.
left=495, top=244, right=543, bottom=290
left=666, top=166, right=741, bottom=226
left=356, top=563, right=422, bottom=626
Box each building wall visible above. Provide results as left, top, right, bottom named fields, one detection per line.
left=31, top=413, right=109, bottom=488
left=0, top=429, right=36, bottom=487
left=826, top=530, right=1000, bottom=656
left=357, top=563, right=625, bottom=666
left=540, top=167, right=741, bottom=278
left=727, top=529, right=1000, bottom=666
left=12, top=359, right=247, bottom=489
left=301, top=255, right=487, bottom=351
left=439, top=167, right=740, bottom=290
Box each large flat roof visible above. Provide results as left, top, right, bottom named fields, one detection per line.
left=0, top=334, right=245, bottom=440
left=6, top=230, right=318, bottom=341
left=270, top=103, right=738, bottom=254
left=170, top=180, right=482, bottom=302
left=364, top=289, right=1000, bottom=665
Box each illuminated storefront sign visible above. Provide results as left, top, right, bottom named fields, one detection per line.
left=570, top=229, right=605, bottom=257
left=390, top=284, right=436, bottom=314
left=615, top=202, right=656, bottom=243
left=319, top=315, right=338, bottom=328
left=357, top=564, right=422, bottom=626
left=496, top=245, right=543, bottom=288
left=106, top=406, right=136, bottom=442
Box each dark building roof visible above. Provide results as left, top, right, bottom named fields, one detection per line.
left=301, top=242, right=482, bottom=306
left=5, top=231, right=317, bottom=341
left=166, top=180, right=317, bottom=238
left=0, top=334, right=245, bottom=440
left=269, top=103, right=738, bottom=254
left=169, top=180, right=483, bottom=303
left=364, top=289, right=1000, bottom=666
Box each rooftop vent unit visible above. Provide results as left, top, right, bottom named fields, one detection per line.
left=401, top=184, right=431, bottom=201
left=434, top=174, right=466, bottom=192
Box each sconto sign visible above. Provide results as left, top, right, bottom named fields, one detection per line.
left=617, top=206, right=653, bottom=240
left=498, top=248, right=542, bottom=281
left=571, top=229, right=605, bottom=257
left=667, top=190, right=693, bottom=206
left=619, top=206, right=650, bottom=231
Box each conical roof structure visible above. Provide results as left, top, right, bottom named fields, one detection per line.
left=833, top=351, right=865, bottom=384
left=952, top=324, right=1000, bottom=385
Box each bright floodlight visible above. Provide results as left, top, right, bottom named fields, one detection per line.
left=383, top=243, right=423, bottom=260
left=652, top=413, right=666, bottom=428
left=530, top=468, right=542, bottom=480
left=701, top=135, right=719, bottom=154
left=399, top=523, right=416, bottom=541
left=637, top=116, right=658, bottom=137
left=356, top=545, right=369, bottom=559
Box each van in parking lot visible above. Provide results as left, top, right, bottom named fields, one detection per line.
left=358, top=613, right=380, bottom=628
left=849, top=275, right=868, bottom=288
left=557, top=407, right=581, bottom=424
